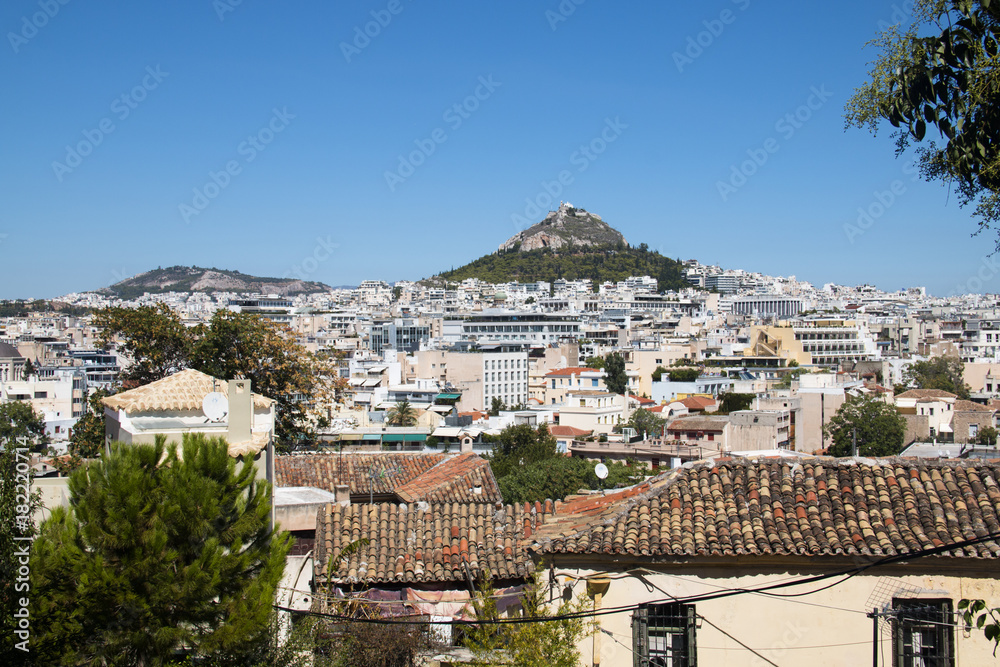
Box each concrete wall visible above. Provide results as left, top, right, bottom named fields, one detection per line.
left=548, top=563, right=1000, bottom=667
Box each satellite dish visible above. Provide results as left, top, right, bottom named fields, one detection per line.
left=594, top=463, right=609, bottom=480
left=202, top=392, right=229, bottom=422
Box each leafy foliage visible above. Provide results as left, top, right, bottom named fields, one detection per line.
left=824, top=394, right=907, bottom=457
left=650, top=365, right=668, bottom=382
left=959, top=599, right=1000, bottom=655
left=584, top=356, right=606, bottom=370
left=30, top=434, right=291, bottom=666
left=667, top=368, right=699, bottom=382
left=603, top=352, right=628, bottom=395
left=845, top=0, right=1000, bottom=243
left=902, top=355, right=971, bottom=398
left=627, top=408, right=665, bottom=439
left=386, top=399, right=417, bottom=427
left=488, top=397, right=507, bottom=417
left=69, top=389, right=111, bottom=460
left=95, top=304, right=192, bottom=389
left=488, top=424, right=638, bottom=503
left=979, top=425, right=999, bottom=446
left=437, top=244, right=689, bottom=291
left=464, top=570, right=591, bottom=667
left=0, top=402, right=49, bottom=454
left=717, top=392, right=755, bottom=414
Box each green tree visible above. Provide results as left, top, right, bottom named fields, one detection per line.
left=21, top=358, right=35, bottom=378
left=95, top=304, right=191, bottom=389
left=30, top=434, right=290, bottom=666
left=68, top=389, right=111, bottom=460
left=845, top=0, right=1000, bottom=243
left=627, top=408, right=665, bottom=439
left=718, top=392, right=755, bottom=414
left=488, top=397, right=507, bottom=417
left=0, top=401, right=49, bottom=454
left=979, top=425, right=999, bottom=446
left=190, top=310, right=335, bottom=448
left=902, top=355, right=971, bottom=398
left=959, top=599, right=1000, bottom=656
left=603, top=352, right=628, bottom=395
left=824, top=394, right=907, bottom=457
left=386, top=398, right=417, bottom=427
left=650, top=365, right=668, bottom=382
left=584, top=356, right=605, bottom=370
left=465, top=571, right=590, bottom=667
left=487, top=424, right=559, bottom=480
left=667, top=367, right=699, bottom=382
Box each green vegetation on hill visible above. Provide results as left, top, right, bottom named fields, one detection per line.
left=0, top=300, right=92, bottom=317
left=437, top=243, right=689, bottom=290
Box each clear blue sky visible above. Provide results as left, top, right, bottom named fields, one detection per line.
left=0, top=1, right=990, bottom=299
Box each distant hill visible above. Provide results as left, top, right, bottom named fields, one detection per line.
left=434, top=204, right=689, bottom=290
left=99, top=266, right=330, bottom=299
left=499, top=203, right=626, bottom=252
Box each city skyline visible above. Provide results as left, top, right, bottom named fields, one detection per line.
left=1, top=1, right=993, bottom=299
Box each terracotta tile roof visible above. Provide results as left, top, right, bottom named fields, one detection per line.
left=102, top=369, right=273, bottom=413
left=545, top=367, right=599, bottom=377
left=531, top=458, right=1000, bottom=561
left=275, top=452, right=501, bottom=504
left=666, top=417, right=729, bottom=432
left=629, top=394, right=656, bottom=405
left=955, top=400, right=995, bottom=413
left=680, top=396, right=717, bottom=410
left=394, top=453, right=501, bottom=504
left=896, top=389, right=958, bottom=400
left=315, top=501, right=547, bottom=585
left=550, top=425, right=593, bottom=438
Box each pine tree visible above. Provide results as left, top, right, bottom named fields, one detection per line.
left=30, top=434, right=290, bottom=666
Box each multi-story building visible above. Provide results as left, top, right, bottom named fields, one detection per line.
left=412, top=343, right=529, bottom=412
left=443, top=312, right=582, bottom=346
left=368, top=318, right=430, bottom=354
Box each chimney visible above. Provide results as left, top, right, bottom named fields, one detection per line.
left=460, top=436, right=473, bottom=453
left=335, top=484, right=351, bottom=507
left=227, top=379, right=252, bottom=445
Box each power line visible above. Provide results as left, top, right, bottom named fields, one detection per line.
left=277, top=528, right=1000, bottom=626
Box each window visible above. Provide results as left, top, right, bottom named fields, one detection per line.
left=892, top=598, right=953, bottom=667
left=971, top=424, right=979, bottom=439
left=632, top=602, right=697, bottom=667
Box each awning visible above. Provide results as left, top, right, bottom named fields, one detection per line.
left=435, top=393, right=461, bottom=400
left=938, top=423, right=954, bottom=433
left=433, top=427, right=462, bottom=438
left=428, top=405, right=453, bottom=414
left=381, top=434, right=405, bottom=442
left=405, top=434, right=426, bottom=442
left=339, top=433, right=362, bottom=441
left=362, top=434, right=382, bottom=441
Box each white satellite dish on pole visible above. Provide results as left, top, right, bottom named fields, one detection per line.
left=202, top=392, right=229, bottom=422
left=594, top=463, right=609, bottom=480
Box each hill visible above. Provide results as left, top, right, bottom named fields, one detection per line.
left=435, top=204, right=688, bottom=290
left=98, top=266, right=330, bottom=299
left=499, top=203, right=626, bottom=251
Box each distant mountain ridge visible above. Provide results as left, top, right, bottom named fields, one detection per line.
left=435, top=205, right=689, bottom=291
left=99, top=266, right=330, bottom=298
left=499, top=202, right=626, bottom=252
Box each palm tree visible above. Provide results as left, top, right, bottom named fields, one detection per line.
left=387, top=398, right=417, bottom=426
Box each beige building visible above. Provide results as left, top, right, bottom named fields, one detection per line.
left=746, top=319, right=878, bottom=368
left=410, top=344, right=529, bottom=412
left=558, top=390, right=626, bottom=435
left=527, top=457, right=1000, bottom=667
left=543, top=367, right=606, bottom=406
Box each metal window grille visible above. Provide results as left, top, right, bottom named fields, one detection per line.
left=632, top=603, right=697, bottom=667
left=892, top=599, right=954, bottom=667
